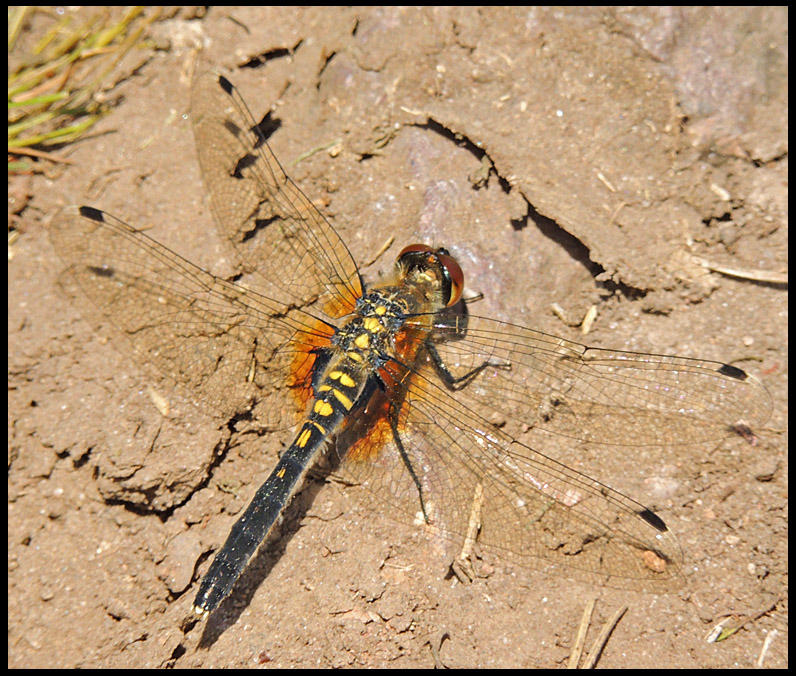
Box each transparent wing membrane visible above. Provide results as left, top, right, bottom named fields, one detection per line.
left=191, top=73, right=362, bottom=318
left=427, top=314, right=770, bottom=449
left=50, top=206, right=330, bottom=426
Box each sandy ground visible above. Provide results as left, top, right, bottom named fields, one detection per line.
left=8, top=7, right=787, bottom=668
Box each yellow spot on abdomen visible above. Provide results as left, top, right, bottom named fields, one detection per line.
left=314, top=399, right=334, bottom=416
left=338, top=372, right=356, bottom=388
left=354, top=333, right=370, bottom=349
left=297, top=427, right=312, bottom=448
left=332, top=388, right=354, bottom=410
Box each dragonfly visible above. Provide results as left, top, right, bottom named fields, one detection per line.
left=50, top=73, right=771, bottom=617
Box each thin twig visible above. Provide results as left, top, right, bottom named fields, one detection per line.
left=690, top=255, right=788, bottom=285
left=567, top=597, right=596, bottom=669
left=8, top=145, right=75, bottom=164
left=362, top=236, right=395, bottom=269
left=582, top=605, right=628, bottom=669
left=756, top=629, right=778, bottom=668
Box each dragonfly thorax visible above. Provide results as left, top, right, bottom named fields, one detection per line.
left=332, top=292, right=405, bottom=369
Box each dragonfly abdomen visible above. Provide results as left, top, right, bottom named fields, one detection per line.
left=193, top=363, right=367, bottom=614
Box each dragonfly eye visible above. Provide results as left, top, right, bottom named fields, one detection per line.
left=437, top=251, right=463, bottom=306
left=397, top=243, right=434, bottom=259
left=397, top=244, right=464, bottom=307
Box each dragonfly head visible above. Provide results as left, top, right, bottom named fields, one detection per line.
left=396, top=244, right=464, bottom=307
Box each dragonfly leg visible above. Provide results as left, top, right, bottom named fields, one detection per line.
left=426, top=342, right=509, bottom=391
left=387, top=398, right=431, bottom=523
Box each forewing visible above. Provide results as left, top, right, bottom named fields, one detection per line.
left=50, top=206, right=332, bottom=425
left=191, top=72, right=363, bottom=318
left=428, top=314, right=771, bottom=450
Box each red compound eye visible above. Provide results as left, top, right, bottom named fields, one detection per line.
left=437, top=250, right=463, bottom=306
left=398, top=243, right=434, bottom=258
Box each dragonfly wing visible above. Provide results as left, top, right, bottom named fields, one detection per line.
left=50, top=206, right=333, bottom=424
left=427, top=313, right=771, bottom=449
left=333, top=357, right=683, bottom=592
left=191, top=72, right=363, bottom=318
